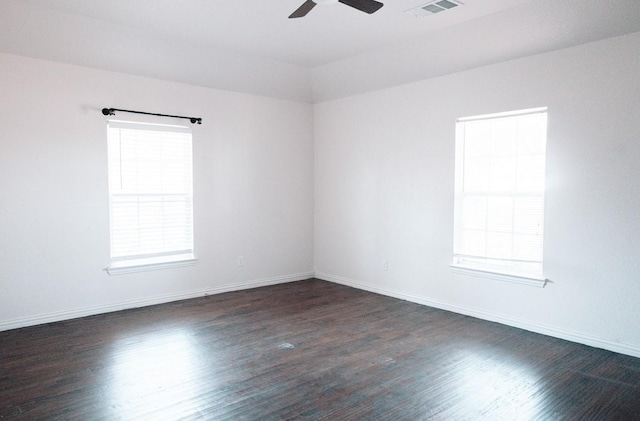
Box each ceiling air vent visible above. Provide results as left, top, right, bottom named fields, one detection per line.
left=406, top=0, right=463, bottom=17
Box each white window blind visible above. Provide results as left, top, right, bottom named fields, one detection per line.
left=107, top=121, right=194, bottom=271
left=453, top=108, right=547, bottom=279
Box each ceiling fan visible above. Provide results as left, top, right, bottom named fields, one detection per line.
left=289, top=0, right=384, bottom=19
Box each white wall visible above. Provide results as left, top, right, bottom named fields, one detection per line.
left=2, top=31, right=639, bottom=359
left=314, top=32, right=640, bottom=357
left=0, top=54, right=314, bottom=329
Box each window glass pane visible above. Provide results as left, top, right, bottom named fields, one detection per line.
left=486, top=232, right=513, bottom=260
left=460, top=229, right=486, bottom=257
left=107, top=122, right=193, bottom=261
left=517, top=114, right=547, bottom=155
left=462, top=195, right=487, bottom=230
left=464, top=121, right=492, bottom=157
left=463, top=156, right=490, bottom=192
left=486, top=196, right=513, bottom=233
left=489, top=155, right=517, bottom=193
left=490, top=118, right=517, bottom=156
left=513, top=233, right=543, bottom=262
left=513, top=196, right=544, bottom=235
left=453, top=108, right=547, bottom=277
left=516, top=154, right=546, bottom=193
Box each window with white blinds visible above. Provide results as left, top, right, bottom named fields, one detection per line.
left=106, top=121, right=195, bottom=274
left=452, top=108, right=547, bottom=281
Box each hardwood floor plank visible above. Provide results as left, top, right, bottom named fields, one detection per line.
left=1, top=279, right=639, bottom=420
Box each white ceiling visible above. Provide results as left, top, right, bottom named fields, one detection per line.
left=2, top=0, right=640, bottom=102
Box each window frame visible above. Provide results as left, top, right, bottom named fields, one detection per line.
left=451, top=108, right=548, bottom=287
left=105, top=120, right=196, bottom=275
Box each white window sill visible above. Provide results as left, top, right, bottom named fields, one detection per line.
left=450, top=264, right=548, bottom=288
left=106, top=254, right=197, bottom=275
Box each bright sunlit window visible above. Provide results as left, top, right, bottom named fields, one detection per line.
left=106, top=121, right=195, bottom=275
left=452, top=108, right=548, bottom=284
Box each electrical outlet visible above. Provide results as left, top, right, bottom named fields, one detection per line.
left=237, top=256, right=245, bottom=267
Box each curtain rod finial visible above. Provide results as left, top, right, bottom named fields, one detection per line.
left=102, top=108, right=115, bottom=116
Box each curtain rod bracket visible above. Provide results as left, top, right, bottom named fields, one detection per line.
left=101, top=108, right=202, bottom=125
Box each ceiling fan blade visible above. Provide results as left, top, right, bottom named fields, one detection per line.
left=338, top=0, right=383, bottom=14
left=289, top=0, right=317, bottom=18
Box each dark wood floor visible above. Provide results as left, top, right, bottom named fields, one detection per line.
left=1, top=279, right=639, bottom=420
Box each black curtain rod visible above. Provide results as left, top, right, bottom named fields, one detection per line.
left=102, top=108, right=202, bottom=124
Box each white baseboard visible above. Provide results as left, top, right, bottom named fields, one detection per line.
left=0, top=272, right=314, bottom=332
left=5, top=270, right=639, bottom=359
left=315, top=271, right=640, bottom=359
